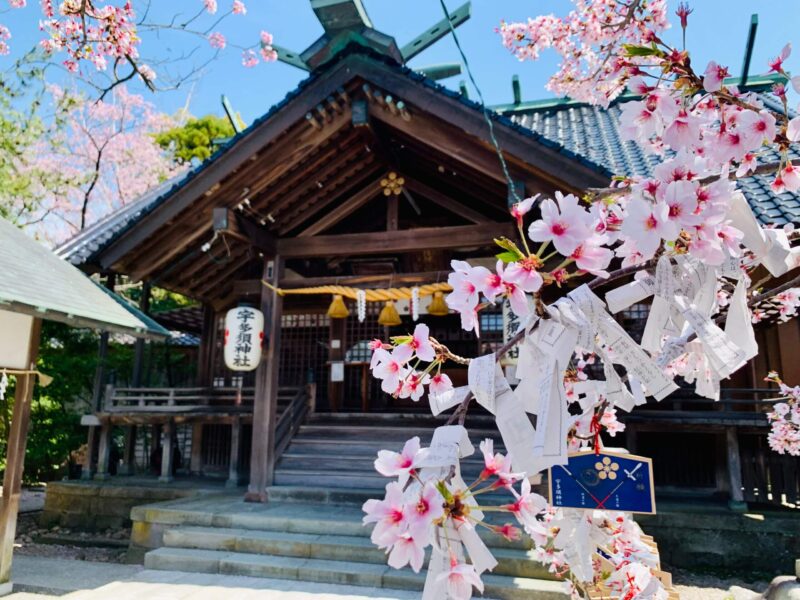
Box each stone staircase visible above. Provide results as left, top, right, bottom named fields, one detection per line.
left=273, top=412, right=508, bottom=490
left=130, top=411, right=570, bottom=599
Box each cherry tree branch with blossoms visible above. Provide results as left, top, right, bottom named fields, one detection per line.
left=0, top=1, right=277, bottom=100
left=362, top=2, right=800, bottom=599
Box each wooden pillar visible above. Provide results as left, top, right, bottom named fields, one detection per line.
left=84, top=275, right=115, bottom=480
left=131, top=281, right=152, bottom=386
left=118, top=426, right=137, bottom=476
left=197, top=303, right=216, bottom=387
left=625, top=423, right=638, bottom=454
left=328, top=318, right=346, bottom=412
left=726, top=427, right=746, bottom=510
left=227, top=416, right=242, bottom=488
left=190, top=423, right=204, bottom=475
left=0, top=317, right=42, bottom=591
left=94, top=422, right=113, bottom=480
left=159, top=420, right=175, bottom=483
left=245, top=256, right=283, bottom=503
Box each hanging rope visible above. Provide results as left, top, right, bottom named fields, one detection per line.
left=261, top=280, right=452, bottom=303
left=438, top=0, right=523, bottom=205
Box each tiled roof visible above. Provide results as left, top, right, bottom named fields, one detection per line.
left=55, top=47, right=800, bottom=268
left=510, top=94, right=800, bottom=226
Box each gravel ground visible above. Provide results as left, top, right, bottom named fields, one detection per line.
left=671, top=567, right=769, bottom=599
left=14, top=513, right=129, bottom=563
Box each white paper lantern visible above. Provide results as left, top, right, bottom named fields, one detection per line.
left=224, top=306, right=264, bottom=371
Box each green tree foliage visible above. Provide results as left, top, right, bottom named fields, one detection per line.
left=155, top=115, right=236, bottom=165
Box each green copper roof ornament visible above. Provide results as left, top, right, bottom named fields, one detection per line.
left=273, top=0, right=470, bottom=80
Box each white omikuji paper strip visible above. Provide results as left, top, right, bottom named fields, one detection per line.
left=495, top=387, right=540, bottom=476
left=429, top=385, right=470, bottom=417
left=569, top=285, right=678, bottom=401
left=456, top=522, right=498, bottom=575
left=468, top=355, right=510, bottom=415
left=724, top=278, right=758, bottom=362
left=595, top=346, right=636, bottom=411
left=554, top=298, right=594, bottom=350
left=513, top=339, right=545, bottom=415
left=762, top=228, right=794, bottom=277
left=641, top=256, right=677, bottom=353
left=674, top=295, right=747, bottom=378
left=528, top=360, right=569, bottom=473
left=417, top=425, right=474, bottom=468
left=604, top=275, right=655, bottom=314
left=729, top=191, right=770, bottom=257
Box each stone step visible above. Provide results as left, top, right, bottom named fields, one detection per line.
left=295, top=425, right=501, bottom=442
left=143, top=547, right=569, bottom=600
left=276, top=453, right=488, bottom=472
left=162, top=526, right=555, bottom=580
left=131, top=497, right=531, bottom=551
left=284, top=437, right=506, bottom=456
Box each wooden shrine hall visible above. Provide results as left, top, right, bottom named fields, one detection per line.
left=55, top=0, right=799, bottom=509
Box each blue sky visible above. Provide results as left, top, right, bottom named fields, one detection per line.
left=1, top=1, right=797, bottom=124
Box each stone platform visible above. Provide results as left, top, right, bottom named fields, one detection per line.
left=41, top=477, right=227, bottom=530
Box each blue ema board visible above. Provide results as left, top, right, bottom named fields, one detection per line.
left=549, top=451, right=656, bottom=514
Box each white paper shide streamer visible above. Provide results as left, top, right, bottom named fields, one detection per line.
left=411, top=286, right=420, bottom=321
left=357, top=289, right=366, bottom=322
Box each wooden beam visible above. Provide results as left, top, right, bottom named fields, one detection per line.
left=213, top=207, right=277, bottom=253
left=298, top=177, right=383, bottom=237
left=278, top=222, right=514, bottom=258
left=98, top=65, right=358, bottom=270
left=126, top=126, right=359, bottom=282
left=404, top=179, right=490, bottom=224
left=386, top=194, right=398, bottom=231
left=277, top=162, right=383, bottom=236
left=0, top=318, right=41, bottom=588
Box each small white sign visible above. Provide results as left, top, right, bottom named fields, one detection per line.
left=0, top=310, right=33, bottom=370
left=330, top=339, right=341, bottom=350
left=330, top=361, right=345, bottom=382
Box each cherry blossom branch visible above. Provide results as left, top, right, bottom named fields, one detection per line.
left=587, top=160, right=799, bottom=201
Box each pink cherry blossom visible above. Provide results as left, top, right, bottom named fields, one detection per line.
left=362, top=482, right=408, bottom=547
left=504, top=256, right=544, bottom=293
left=429, top=372, right=453, bottom=395
left=768, top=43, right=791, bottom=73
left=662, top=109, right=701, bottom=150
left=372, top=344, right=414, bottom=394
left=738, top=110, right=776, bottom=146
left=208, top=32, right=226, bottom=50
left=374, top=437, right=420, bottom=486
left=663, top=179, right=700, bottom=228
left=620, top=198, right=677, bottom=258
left=408, top=323, right=435, bottom=362
left=528, top=192, right=593, bottom=257
left=242, top=49, right=259, bottom=68
left=203, top=0, right=217, bottom=14
left=399, top=371, right=430, bottom=402
left=387, top=533, right=426, bottom=572
left=510, top=194, right=539, bottom=225
left=571, top=239, right=613, bottom=277
left=702, top=61, right=729, bottom=93
left=232, top=0, right=246, bottom=15
left=435, top=556, right=484, bottom=600
left=404, top=481, right=444, bottom=538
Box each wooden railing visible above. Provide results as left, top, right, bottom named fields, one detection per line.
left=274, top=383, right=316, bottom=458
left=102, top=385, right=305, bottom=414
